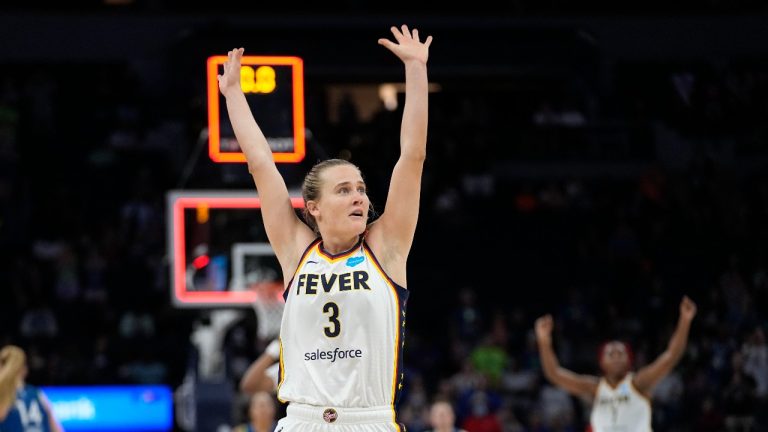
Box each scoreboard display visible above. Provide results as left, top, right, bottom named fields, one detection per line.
left=206, top=55, right=305, bottom=163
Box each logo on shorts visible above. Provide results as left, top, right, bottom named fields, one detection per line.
left=322, top=408, right=338, bottom=423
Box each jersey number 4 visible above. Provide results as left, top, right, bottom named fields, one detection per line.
left=323, top=302, right=340, bottom=337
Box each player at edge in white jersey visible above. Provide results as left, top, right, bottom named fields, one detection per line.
left=534, top=296, right=697, bottom=432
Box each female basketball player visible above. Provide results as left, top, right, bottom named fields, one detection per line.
left=534, top=295, right=697, bottom=432
left=218, top=25, right=432, bottom=431
left=0, top=345, right=63, bottom=432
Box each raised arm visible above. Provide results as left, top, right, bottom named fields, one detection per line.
left=535, top=315, right=599, bottom=399
left=367, top=25, right=432, bottom=286
left=218, top=48, right=315, bottom=277
left=633, top=296, right=697, bottom=396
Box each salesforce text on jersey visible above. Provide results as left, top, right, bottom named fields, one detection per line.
left=304, top=347, right=363, bottom=362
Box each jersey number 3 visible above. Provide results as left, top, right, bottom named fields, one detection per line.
left=323, top=302, right=340, bottom=337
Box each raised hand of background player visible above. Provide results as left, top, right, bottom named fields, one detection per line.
left=679, top=295, right=697, bottom=322
left=535, top=314, right=554, bottom=345
left=218, top=48, right=244, bottom=98
left=378, top=25, right=433, bottom=65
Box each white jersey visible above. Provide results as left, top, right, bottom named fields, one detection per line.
left=590, top=373, right=652, bottom=432
left=277, top=237, right=408, bottom=412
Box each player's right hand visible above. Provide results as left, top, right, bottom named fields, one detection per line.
left=218, top=48, right=244, bottom=97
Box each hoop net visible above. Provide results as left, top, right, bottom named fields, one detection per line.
left=250, top=280, right=285, bottom=340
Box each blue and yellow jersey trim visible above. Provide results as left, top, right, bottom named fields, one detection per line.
left=276, top=337, right=287, bottom=403
left=283, top=238, right=322, bottom=301
left=278, top=238, right=321, bottom=402
left=362, top=241, right=409, bottom=430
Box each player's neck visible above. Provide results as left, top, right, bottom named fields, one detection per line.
left=320, top=233, right=360, bottom=255
left=604, top=373, right=627, bottom=387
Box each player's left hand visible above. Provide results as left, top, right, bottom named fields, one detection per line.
left=680, top=295, right=697, bottom=322
left=218, top=47, right=244, bottom=97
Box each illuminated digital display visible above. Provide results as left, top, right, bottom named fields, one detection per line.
left=240, top=65, right=277, bottom=94
left=42, top=386, right=173, bottom=431
left=207, top=56, right=305, bottom=164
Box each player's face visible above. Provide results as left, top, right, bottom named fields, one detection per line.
left=600, top=342, right=630, bottom=376
left=314, top=165, right=369, bottom=237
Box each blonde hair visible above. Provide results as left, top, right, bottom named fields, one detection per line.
left=0, top=346, right=26, bottom=415
left=301, top=159, right=362, bottom=233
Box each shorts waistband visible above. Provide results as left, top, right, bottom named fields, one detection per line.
left=286, top=403, right=396, bottom=425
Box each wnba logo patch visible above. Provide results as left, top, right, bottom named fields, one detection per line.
left=322, top=408, right=338, bottom=423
